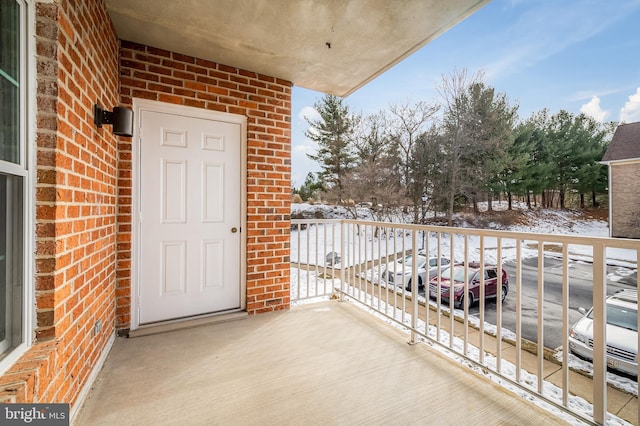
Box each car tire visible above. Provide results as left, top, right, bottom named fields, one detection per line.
left=407, top=277, right=423, bottom=292
left=501, top=285, right=508, bottom=302
left=459, top=292, right=474, bottom=310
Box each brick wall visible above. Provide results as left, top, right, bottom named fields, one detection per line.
left=0, top=0, right=118, bottom=407
left=117, top=41, right=292, bottom=326
left=610, top=162, right=640, bottom=238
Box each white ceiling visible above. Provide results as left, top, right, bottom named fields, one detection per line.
left=105, top=0, right=489, bottom=97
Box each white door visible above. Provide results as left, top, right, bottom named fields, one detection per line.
left=138, top=107, right=242, bottom=324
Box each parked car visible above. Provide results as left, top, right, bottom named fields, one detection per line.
left=381, top=254, right=450, bottom=291
left=428, top=262, right=509, bottom=309
left=568, top=289, right=638, bottom=377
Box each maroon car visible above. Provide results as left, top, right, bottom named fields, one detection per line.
left=428, top=262, right=509, bottom=309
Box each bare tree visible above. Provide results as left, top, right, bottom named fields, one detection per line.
left=341, top=113, right=407, bottom=221
left=437, top=69, right=484, bottom=225
left=386, top=101, right=440, bottom=223
left=411, top=126, right=444, bottom=223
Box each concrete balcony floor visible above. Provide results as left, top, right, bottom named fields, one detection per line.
left=75, top=300, right=569, bottom=425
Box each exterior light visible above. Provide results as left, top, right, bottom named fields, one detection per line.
left=94, top=104, right=134, bottom=137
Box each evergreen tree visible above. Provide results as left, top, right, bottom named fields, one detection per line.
left=569, top=115, right=610, bottom=208
left=305, top=94, right=356, bottom=199
left=522, top=110, right=554, bottom=208
left=295, top=172, right=323, bottom=201
left=495, top=121, right=533, bottom=210
left=438, top=70, right=517, bottom=219
left=458, top=82, right=517, bottom=211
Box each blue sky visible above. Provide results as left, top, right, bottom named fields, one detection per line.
left=291, top=0, right=640, bottom=186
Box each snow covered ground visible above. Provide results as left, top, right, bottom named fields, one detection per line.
left=290, top=202, right=639, bottom=425
left=292, top=201, right=636, bottom=267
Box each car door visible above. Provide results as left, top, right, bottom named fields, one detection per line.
left=485, top=268, right=498, bottom=298
left=470, top=271, right=481, bottom=299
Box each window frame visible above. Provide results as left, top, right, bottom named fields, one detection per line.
left=0, top=0, right=34, bottom=375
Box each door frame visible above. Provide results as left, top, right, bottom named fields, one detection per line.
left=130, top=99, right=247, bottom=330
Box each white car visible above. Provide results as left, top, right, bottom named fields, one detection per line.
left=381, top=254, right=450, bottom=291
left=568, top=289, right=638, bottom=377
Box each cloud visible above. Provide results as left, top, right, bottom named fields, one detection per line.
left=569, top=87, right=626, bottom=102
left=579, top=96, right=609, bottom=122
left=293, top=142, right=314, bottom=153
left=298, top=106, right=320, bottom=123
left=484, top=1, right=640, bottom=81
left=620, top=88, right=640, bottom=123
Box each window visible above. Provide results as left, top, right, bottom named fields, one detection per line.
left=0, top=0, right=27, bottom=362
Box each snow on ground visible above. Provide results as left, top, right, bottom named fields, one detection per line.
left=555, top=349, right=638, bottom=396
left=291, top=202, right=637, bottom=267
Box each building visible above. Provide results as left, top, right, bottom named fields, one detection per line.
left=601, top=121, right=640, bottom=239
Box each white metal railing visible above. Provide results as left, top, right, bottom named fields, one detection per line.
left=290, top=218, right=640, bottom=425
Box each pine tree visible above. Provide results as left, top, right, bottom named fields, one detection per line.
left=305, top=94, right=356, bottom=200
left=496, top=121, right=533, bottom=210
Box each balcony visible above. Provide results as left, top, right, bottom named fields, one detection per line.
left=76, top=219, right=639, bottom=425
left=76, top=302, right=568, bottom=425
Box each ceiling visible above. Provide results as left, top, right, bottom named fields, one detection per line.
left=105, top=0, right=490, bottom=97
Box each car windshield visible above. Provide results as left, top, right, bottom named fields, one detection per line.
left=399, top=255, right=425, bottom=268
left=588, top=304, right=638, bottom=332
left=440, top=266, right=467, bottom=282
left=428, top=258, right=449, bottom=268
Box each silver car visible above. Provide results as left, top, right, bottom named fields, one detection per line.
left=381, top=254, right=450, bottom=291
left=568, top=289, right=638, bottom=377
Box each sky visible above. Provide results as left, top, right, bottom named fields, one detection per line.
left=290, top=0, right=640, bottom=187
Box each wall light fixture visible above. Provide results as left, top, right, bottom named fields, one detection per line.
left=94, top=104, right=134, bottom=137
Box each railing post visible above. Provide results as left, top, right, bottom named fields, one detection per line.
left=339, top=220, right=345, bottom=302
left=410, top=228, right=418, bottom=344
left=537, top=242, right=544, bottom=393
left=561, top=243, right=569, bottom=407
left=515, top=239, right=522, bottom=382
left=592, top=242, right=607, bottom=425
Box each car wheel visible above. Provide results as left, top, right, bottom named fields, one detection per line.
left=406, top=279, right=412, bottom=292
left=418, top=277, right=423, bottom=290
left=459, top=292, right=474, bottom=310
left=501, top=286, right=508, bottom=302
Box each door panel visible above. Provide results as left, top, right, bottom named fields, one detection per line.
left=139, top=109, right=241, bottom=324
left=162, top=160, right=186, bottom=223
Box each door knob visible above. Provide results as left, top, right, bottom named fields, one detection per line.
left=231, top=227, right=238, bottom=233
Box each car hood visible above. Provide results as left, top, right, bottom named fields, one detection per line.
left=573, top=317, right=638, bottom=353
left=429, top=277, right=454, bottom=288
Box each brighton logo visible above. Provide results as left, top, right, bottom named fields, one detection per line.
left=1, top=404, right=68, bottom=425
